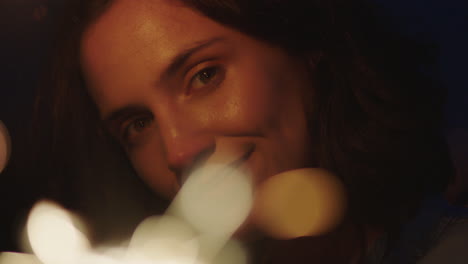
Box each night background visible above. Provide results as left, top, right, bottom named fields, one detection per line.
left=0, top=0, right=467, bottom=252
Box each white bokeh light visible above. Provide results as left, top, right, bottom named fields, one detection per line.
left=1, top=160, right=252, bottom=264
left=26, top=201, right=91, bottom=264
left=0, top=252, right=41, bottom=264
left=126, top=215, right=201, bottom=264
left=172, top=164, right=253, bottom=238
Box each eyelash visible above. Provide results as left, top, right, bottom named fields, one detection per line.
left=116, top=64, right=225, bottom=147
left=187, top=65, right=225, bottom=95
left=120, top=115, right=154, bottom=145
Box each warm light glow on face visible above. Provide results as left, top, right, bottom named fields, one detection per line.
left=0, top=121, right=11, bottom=173
left=81, top=0, right=313, bottom=201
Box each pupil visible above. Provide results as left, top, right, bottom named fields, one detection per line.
left=201, top=68, right=216, bottom=82
left=137, top=120, right=146, bottom=128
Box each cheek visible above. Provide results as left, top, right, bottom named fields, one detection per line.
left=129, top=137, right=177, bottom=199
left=231, top=56, right=313, bottom=169
left=214, top=65, right=280, bottom=132
left=227, top=66, right=305, bottom=136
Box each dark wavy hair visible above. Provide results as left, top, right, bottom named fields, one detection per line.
left=32, top=0, right=453, bottom=258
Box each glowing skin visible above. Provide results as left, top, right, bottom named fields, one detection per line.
left=81, top=0, right=314, bottom=199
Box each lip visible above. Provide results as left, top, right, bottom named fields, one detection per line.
left=178, top=145, right=255, bottom=186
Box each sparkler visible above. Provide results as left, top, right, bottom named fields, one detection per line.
left=0, top=143, right=347, bottom=264
left=0, top=163, right=253, bottom=264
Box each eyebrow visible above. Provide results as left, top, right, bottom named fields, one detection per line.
left=102, top=37, right=226, bottom=123
left=163, top=36, right=226, bottom=78
left=103, top=104, right=148, bottom=127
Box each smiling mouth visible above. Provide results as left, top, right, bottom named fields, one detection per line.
left=227, top=145, right=255, bottom=169
left=178, top=144, right=255, bottom=186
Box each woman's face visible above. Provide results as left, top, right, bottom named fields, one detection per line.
left=81, top=0, right=315, bottom=199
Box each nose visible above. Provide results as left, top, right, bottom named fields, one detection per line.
left=167, top=139, right=215, bottom=177
left=157, top=112, right=215, bottom=178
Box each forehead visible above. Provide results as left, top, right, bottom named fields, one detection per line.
left=82, top=0, right=215, bottom=55
left=80, top=0, right=231, bottom=114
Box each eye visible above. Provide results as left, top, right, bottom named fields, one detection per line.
left=188, top=66, right=224, bottom=93
left=121, top=116, right=154, bottom=145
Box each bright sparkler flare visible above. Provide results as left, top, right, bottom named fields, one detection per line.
left=0, top=150, right=345, bottom=263
left=26, top=201, right=91, bottom=264
left=0, top=252, right=42, bottom=264
left=1, top=161, right=252, bottom=264
left=126, top=215, right=201, bottom=264
left=172, top=164, right=254, bottom=237
left=169, top=163, right=253, bottom=262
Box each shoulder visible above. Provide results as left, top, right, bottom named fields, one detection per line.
left=373, top=196, right=468, bottom=264
left=418, top=215, right=468, bottom=264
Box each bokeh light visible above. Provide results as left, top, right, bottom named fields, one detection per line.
left=10, top=189, right=249, bottom=264
left=0, top=252, right=41, bottom=264
left=3, top=160, right=254, bottom=263
left=127, top=215, right=200, bottom=264
left=172, top=164, right=253, bottom=238
left=253, top=168, right=347, bottom=239
left=211, top=239, right=247, bottom=264
left=26, top=201, right=91, bottom=264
